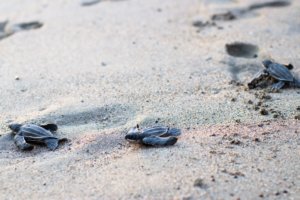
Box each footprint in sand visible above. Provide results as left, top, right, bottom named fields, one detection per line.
left=211, top=0, right=291, bottom=21
left=81, top=0, right=102, bottom=6
left=0, top=21, right=43, bottom=41
left=37, top=104, right=136, bottom=129
left=225, top=42, right=259, bottom=59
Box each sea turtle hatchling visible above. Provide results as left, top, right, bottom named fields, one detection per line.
left=9, top=123, right=68, bottom=151
left=248, top=60, right=300, bottom=90
left=125, top=125, right=181, bottom=146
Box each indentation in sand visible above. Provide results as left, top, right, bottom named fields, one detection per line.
left=37, top=104, right=135, bottom=128
left=226, top=42, right=259, bottom=58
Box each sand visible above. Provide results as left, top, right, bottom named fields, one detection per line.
left=0, top=0, right=299, bottom=199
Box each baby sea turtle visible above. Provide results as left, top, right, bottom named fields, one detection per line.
left=9, top=123, right=68, bottom=151
left=125, top=125, right=181, bottom=146
left=248, top=60, right=300, bottom=90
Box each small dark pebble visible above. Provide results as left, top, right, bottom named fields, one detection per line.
left=275, top=192, right=280, bottom=196
left=254, top=138, right=260, bottom=142
left=101, top=62, right=107, bottom=67
left=254, top=106, right=260, bottom=111
left=233, top=133, right=239, bottom=137
left=296, top=106, right=300, bottom=111
left=15, top=76, right=20, bottom=80
left=257, top=101, right=263, bottom=106
left=262, top=132, right=271, bottom=135
left=192, top=20, right=216, bottom=29
left=259, top=194, right=264, bottom=198
left=230, top=139, right=242, bottom=145
left=283, top=190, right=288, bottom=194
left=258, top=124, right=264, bottom=127
left=235, top=119, right=241, bottom=123
left=229, top=80, right=243, bottom=86
left=263, top=94, right=271, bottom=100
left=273, top=114, right=279, bottom=118
left=248, top=100, right=253, bottom=104
left=294, top=115, right=300, bottom=120
left=193, top=178, right=207, bottom=189
left=231, top=98, right=237, bottom=102
left=260, top=109, right=269, bottom=115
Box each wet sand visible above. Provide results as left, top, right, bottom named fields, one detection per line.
left=0, top=0, right=299, bottom=199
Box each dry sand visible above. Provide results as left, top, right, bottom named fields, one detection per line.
left=0, top=0, right=299, bottom=199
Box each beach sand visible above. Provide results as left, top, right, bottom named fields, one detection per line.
left=0, top=0, right=299, bottom=199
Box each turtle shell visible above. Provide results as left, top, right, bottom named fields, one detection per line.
left=18, top=124, right=58, bottom=143
left=267, top=63, right=294, bottom=82
left=9, top=123, right=67, bottom=150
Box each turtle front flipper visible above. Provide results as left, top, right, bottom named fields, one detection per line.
left=45, top=138, right=59, bottom=150
left=248, top=70, right=269, bottom=89
left=142, top=136, right=178, bottom=146
left=39, top=123, right=58, bottom=132
left=14, top=134, right=34, bottom=150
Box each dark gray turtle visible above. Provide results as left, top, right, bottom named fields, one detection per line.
left=9, top=123, right=68, bottom=151
left=125, top=125, right=181, bottom=146
left=248, top=60, right=300, bottom=90
left=262, top=60, right=300, bottom=90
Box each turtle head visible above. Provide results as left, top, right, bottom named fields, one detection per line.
left=8, top=123, right=22, bottom=132
left=262, top=60, right=273, bottom=68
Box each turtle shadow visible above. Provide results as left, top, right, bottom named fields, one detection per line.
left=35, top=104, right=136, bottom=128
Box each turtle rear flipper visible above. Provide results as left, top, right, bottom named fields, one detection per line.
left=45, top=138, right=59, bottom=150
left=271, top=81, right=285, bottom=90
left=290, top=78, right=300, bottom=88
left=14, top=134, right=34, bottom=151
left=40, top=123, right=58, bottom=132
left=162, top=128, right=181, bottom=137
left=142, top=136, right=178, bottom=146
